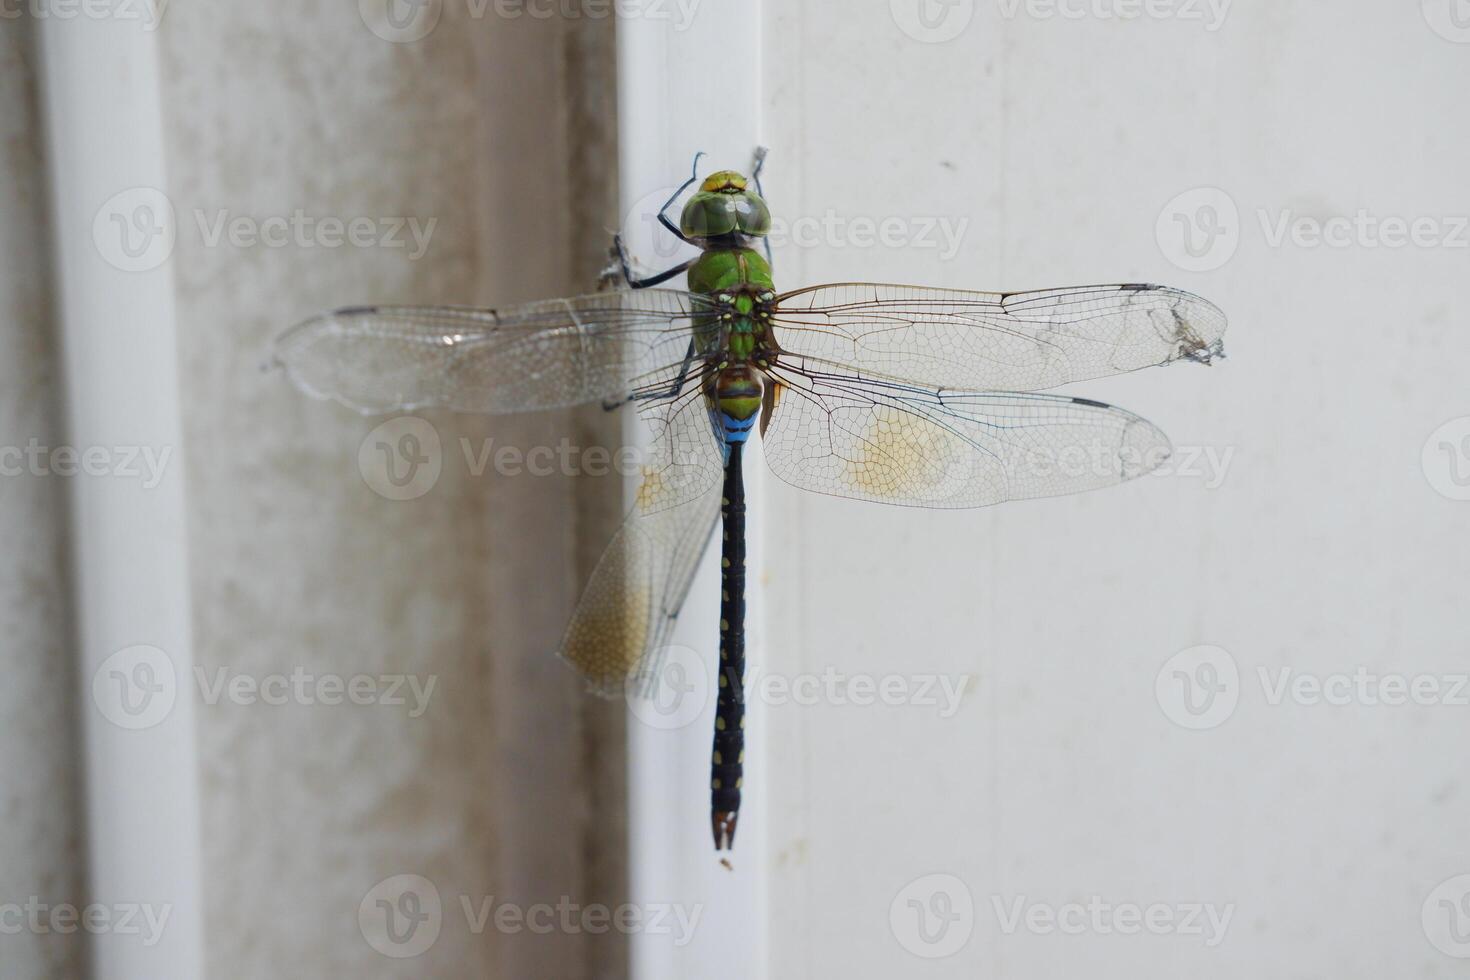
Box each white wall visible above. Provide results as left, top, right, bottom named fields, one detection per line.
left=759, top=1, right=1470, bottom=977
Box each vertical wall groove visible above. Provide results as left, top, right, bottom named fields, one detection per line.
left=0, top=13, right=87, bottom=978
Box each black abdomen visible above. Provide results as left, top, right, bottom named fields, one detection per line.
left=711, top=442, right=746, bottom=850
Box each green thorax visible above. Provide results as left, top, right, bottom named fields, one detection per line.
left=688, top=245, right=776, bottom=423
left=687, top=245, right=774, bottom=295
left=690, top=246, right=775, bottom=363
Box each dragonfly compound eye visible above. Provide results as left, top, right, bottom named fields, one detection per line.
left=681, top=183, right=772, bottom=239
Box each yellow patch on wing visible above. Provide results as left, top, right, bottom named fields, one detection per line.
left=635, top=466, right=670, bottom=513
left=562, top=583, right=651, bottom=692
left=842, top=405, right=972, bottom=501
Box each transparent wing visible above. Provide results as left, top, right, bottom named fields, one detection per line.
left=271, top=289, right=710, bottom=415
left=633, top=379, right=724, bottom=515
left=761, top=365, right=1172, bottom=509
left=560, top=392, right=724, bottom=696
left=771, top=283, right=1226, bottom=393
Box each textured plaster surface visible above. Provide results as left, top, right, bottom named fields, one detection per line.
left=0, top=14, right=87, bottom=980
left=154, top=3, right=624, bottom=976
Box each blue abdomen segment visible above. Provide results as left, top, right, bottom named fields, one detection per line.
left=721, top=413, right=757, bottom=445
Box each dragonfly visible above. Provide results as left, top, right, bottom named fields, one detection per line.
left=272, top=149, right=1227, bottom=853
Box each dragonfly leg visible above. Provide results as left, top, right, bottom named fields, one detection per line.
left=750, top=146, right=774, bottom=267
left=601, top=337, right=699, bottom=411
left=600, top=150, right=704, bottom=290
left=609, top=233, right=693, bottom=290
left=654, top=150, right=706, bottom=246
left=750, top=144, right=768, bottom=183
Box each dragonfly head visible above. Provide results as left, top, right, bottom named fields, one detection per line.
left=680, top=170, right=771, bottom=241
